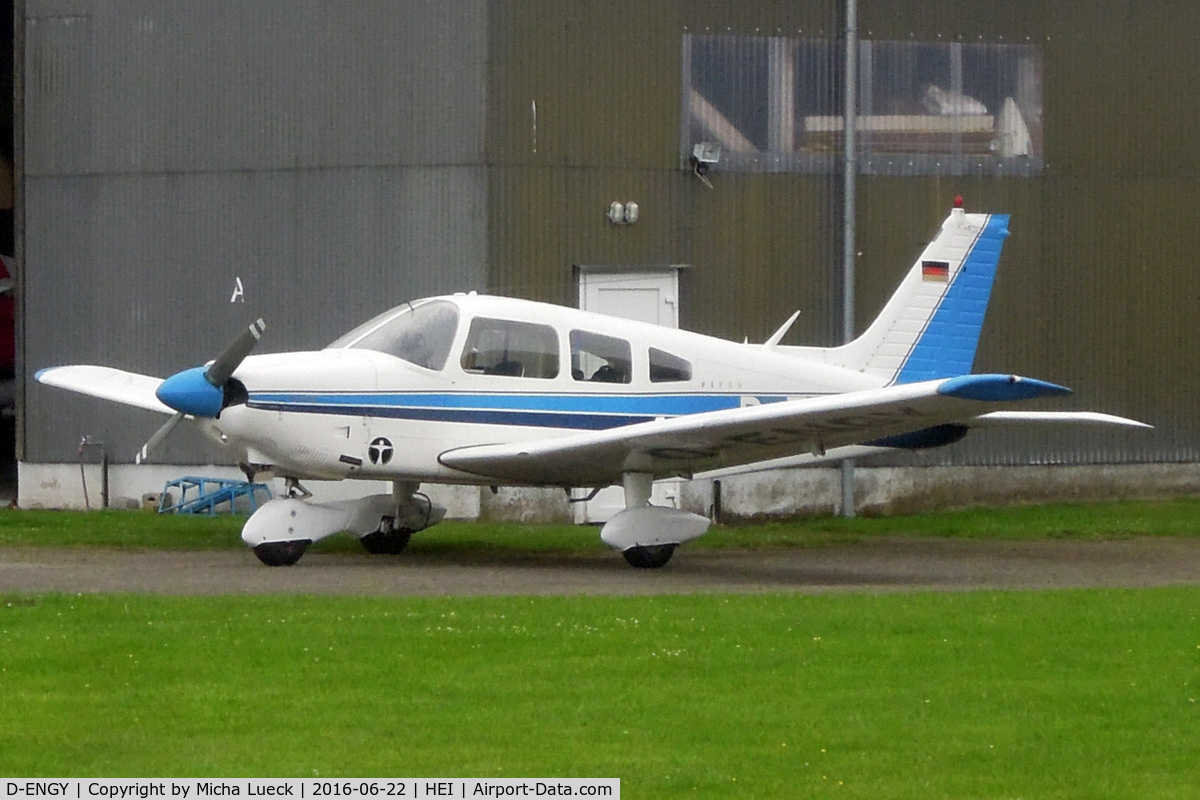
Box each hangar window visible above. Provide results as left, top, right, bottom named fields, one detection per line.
left=330, top=299, right=459, bottom=371
left=571, top=331, right=632, bottom=384
left=461, top=318, right=560, bottom=379
left=682, top=34, right=1042, bottom=176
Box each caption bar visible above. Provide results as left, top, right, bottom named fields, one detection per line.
left=3, top=782, right=618, bottom=800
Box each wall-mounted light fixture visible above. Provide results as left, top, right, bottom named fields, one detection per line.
left=689, top=142, right=720, bottom=189
left=607, top=201, right=640, bottom=225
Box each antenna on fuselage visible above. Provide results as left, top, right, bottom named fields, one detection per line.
left=763, top=310, right=802, bottom=349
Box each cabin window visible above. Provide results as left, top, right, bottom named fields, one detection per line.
left=460, top=318, right=560, bottom=379
left=649, top=348, right=692, bottom=383
left=329, top=299, right=459, bottom=371
left=570, top=330, right=632, bottom=384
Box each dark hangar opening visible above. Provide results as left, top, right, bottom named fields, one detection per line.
left=0, top=0, right=14, bottom=497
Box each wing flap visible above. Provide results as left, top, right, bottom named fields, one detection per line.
left=36, top=366, right=172, bottom=415
left=438, top=374, right=1075, bottom=486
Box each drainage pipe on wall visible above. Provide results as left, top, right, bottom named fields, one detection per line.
left=839, top=0, right=858, bottom=517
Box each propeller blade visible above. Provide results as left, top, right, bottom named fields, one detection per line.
left=135, top=412, right=184, bottom=465
left=205, top=318, right=266, bottom=387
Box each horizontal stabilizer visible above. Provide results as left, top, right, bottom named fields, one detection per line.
left=35, top=365, right=172, bottom=415
left=971, top=411, right=1153, bottom=430
left=698, top=408, right=1152, bottom=479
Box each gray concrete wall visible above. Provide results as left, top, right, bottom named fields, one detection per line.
left=683, top=464, right=1200, bottom=522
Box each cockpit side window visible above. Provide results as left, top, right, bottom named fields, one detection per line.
left=570, top=330, right=632, bottom=384
left=460, top=318, right=560, bottom=379
left=330, top=300, right=459, bottom=370
left=649, top=348, right=692, bottom=382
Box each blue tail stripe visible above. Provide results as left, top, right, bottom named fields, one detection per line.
left=895, top=214, right=1010, bottom=384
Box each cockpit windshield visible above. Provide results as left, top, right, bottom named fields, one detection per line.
left=328, top=299, right=460, bottom=370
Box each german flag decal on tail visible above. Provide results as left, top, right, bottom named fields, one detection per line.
left=922, top=260, right=950, bottom=282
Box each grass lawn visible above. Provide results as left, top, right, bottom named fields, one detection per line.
left=1, top=589, right=1199, bottom=798
left=3, top=498, right=1200, bottom=795
left=2, top=496, right=1200, bottom=553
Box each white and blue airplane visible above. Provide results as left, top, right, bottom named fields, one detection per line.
left=37, top=204, right=1148, bottom=567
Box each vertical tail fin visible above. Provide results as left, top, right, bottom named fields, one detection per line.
left=791, top=207, right=1009, bottom=384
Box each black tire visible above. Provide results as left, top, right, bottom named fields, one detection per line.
left=622, top=543, right=677, bottom=569
left=252, top=539, right=310, bottom=566
left=359, top=529, right=413, bottom=555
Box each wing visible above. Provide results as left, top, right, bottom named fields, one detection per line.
left=698, top=409, right=1152, bottom=479
left=437, top=373, right=1092, bottom=486
left=35, top=366, right=173, bottom=415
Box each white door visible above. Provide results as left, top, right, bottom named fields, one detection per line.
left=575, top=269, right=683, bottom=523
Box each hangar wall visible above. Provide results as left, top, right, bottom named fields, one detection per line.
left=483, top=0, right=1200, bottom=469
left=20, top=0, right=490, bottom=464
left=17, top=0, right=1200, bottom=506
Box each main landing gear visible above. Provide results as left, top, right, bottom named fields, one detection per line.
left=357, top=481, right=438, bottom=555
left=599, top=472, right=710, bottom=569
left=359, top=526, right=413, bottom=555
left=241, top=479, right=446, bottom=566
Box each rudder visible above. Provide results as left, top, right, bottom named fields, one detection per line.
left=789, top=206, right=1010, bottom=384
left=893, top=212, right=1009, bottom=383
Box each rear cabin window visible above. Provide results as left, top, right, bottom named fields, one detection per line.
left=460, top=318, right=559, bottom=379
left=330, top=299, right=459, bottom=371
left=571, top=330, right=632, bottom=384
left=649, top=348, right=692, bottom=382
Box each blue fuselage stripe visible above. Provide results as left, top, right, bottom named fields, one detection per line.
left=246, top=393, right=790, bottom=430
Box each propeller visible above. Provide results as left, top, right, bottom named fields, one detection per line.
left=135, top=319, right=266, bottom=464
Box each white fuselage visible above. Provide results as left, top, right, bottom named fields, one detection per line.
left=206, top=294, right=883, bottom=485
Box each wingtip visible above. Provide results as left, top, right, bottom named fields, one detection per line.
left=938, top=373, right=1072, bottom=402
left=34, top=366, right=66, bottom=384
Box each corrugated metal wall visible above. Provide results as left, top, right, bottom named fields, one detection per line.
left=21, top=0, right=490, bottom=463
left=853, top=0, right=1200, bottom=465
left=487, top=0, right=844, bottom=344
left=485, top=0, right=1200, bottom=467
left=20, top=0, right=1200, bottom=468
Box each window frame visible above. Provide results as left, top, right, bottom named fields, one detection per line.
left=459, top=317, right=561, bottom=380
left=648, top=347, right=692, bottom=383
left=569, top=330, right=634, bottom=385
left=682, top=33, right=1044, bottom=177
